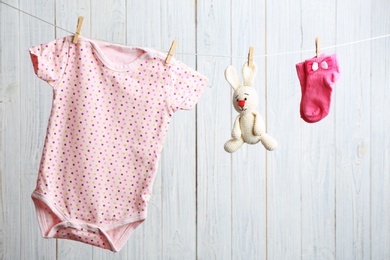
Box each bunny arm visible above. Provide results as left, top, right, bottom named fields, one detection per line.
left=252, top=111, right=266, bottom=136
left=231, top=115, right=242, bottom=139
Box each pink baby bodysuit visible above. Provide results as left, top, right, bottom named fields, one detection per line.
left=29, top=36, right=208, bottom=252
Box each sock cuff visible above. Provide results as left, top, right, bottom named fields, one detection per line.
left=304, top=53, right=339, bottom=72
left=295, top=61, right=307, bottom=90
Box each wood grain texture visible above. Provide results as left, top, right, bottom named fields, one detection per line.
left=230, top=0, right=267, bottom=258
left=299, top=1, right=337, bottom=259
left=1, top=0, right=18, bottom=6
left=18, top=0, right=54, bottom=23
left=266, top=0, right=302, bottom=259
left=19, top=9, right=57, bottom=260
left=91, top=0, right=126, bottom=44
left=196, top=0, right=232, bottom=258
left=55, top=0, right=91, bottom=38
left=126, top=0, right=162, bottom=49
left=336, top=0, right=371, bottom=259
left=370, top=1, right=390, bottom=259
left=160, top=0, right=197, bottom=259
left=0, top=4, right=21, bottom=260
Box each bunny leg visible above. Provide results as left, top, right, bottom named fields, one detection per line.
left=224, top=138, right=244, bottom=153
left=259, top=134, right=278, bottom=151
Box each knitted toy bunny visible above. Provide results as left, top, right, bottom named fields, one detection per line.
left=224, top=62, right=278, bottom=153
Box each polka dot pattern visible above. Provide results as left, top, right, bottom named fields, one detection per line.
left=29, top=36, right=208, bottom=252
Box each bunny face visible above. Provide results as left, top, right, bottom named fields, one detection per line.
left=225, top=62, right=259, bottom=113
left=232, top=86, right=258, bottom=113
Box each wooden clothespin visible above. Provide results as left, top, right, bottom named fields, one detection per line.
left=315, top=37, right=321, bottom=58
left=165, top=40, right=177, bottom=64
left=248, top=46, right=254, bottom=66
left=73, top=16, right=84, bottom=44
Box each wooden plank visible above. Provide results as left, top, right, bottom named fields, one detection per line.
left=126, top=1, right=162, bottom=49
left=265, top=1, right=302, bottom=258
left=19, top=7, right=58, bottom=260
left=230, top=0, right=267, bottom=259
left=126, top=1, right=163, bottom=259
left=55, top=1, right=93, bottom=259
left=0, top=3, right=21, bottom=260
left=335, top=0, right=371, bottom=259
left=55, top=0, right=90, bottom=38
left=89, top=1, right=128, bottom=259
left=91, top=0, right=126, bottom=44
left=1, top=0, right=18, bottom=6
left=299, top=1, right=337, bottom=259
left=370, top=1, right=390, bottom=259
left=19, top=0, right=54, bottom=23
left=196, top=0, right=232, bottom=258
left=160, top=0, right=197, bottom=259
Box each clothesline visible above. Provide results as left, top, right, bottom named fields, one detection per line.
left=3, top=1, right=390, bottom=58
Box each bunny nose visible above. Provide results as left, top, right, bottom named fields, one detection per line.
left=237, top=100, right=245, bottom=108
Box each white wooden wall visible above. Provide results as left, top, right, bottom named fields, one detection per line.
left=1, top=0, right=389, bottom=259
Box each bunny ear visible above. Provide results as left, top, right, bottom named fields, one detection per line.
left=224, top=66, right=241, bottom=90
left=242, top=61, right=257, bottom=86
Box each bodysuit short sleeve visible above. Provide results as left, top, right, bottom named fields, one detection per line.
left=167, top=59, right=208, bottom=112
left=29, top=37, right=70, bottom=87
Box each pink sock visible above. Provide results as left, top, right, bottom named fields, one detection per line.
left=296, top=54, right=340, bottom=123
